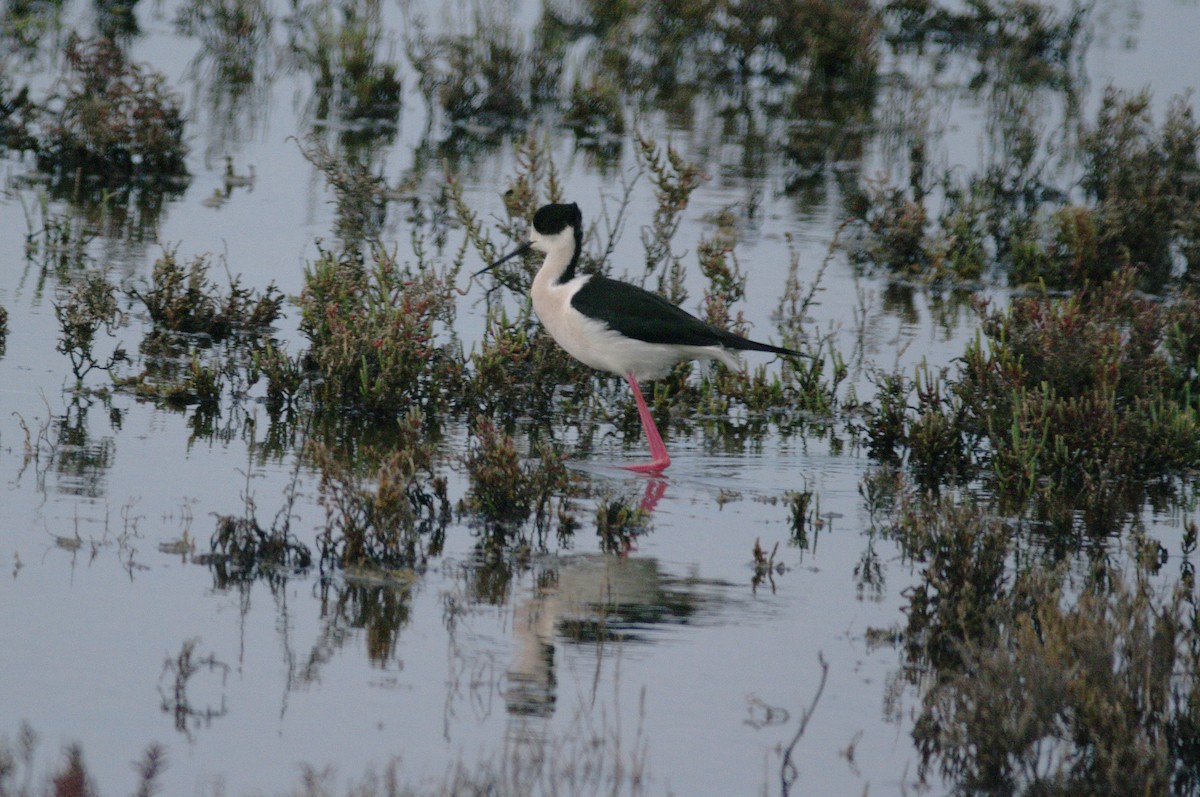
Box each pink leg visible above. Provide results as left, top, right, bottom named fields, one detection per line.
left=639, top=478, right=667, bottom=513
left=621, top=372, right=671, bottom=474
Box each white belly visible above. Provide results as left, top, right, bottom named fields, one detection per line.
left=531, top=274, right=738, bottom=381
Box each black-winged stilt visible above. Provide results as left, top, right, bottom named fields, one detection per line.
left=475, top=202, right=804, bottom=474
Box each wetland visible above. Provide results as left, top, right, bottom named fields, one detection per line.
left=2, top=0, right=1200, bottom=794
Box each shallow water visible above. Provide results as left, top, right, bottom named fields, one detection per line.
left=2, top=0, right=1199, bottom=794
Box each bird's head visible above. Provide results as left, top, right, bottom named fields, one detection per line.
left=473, top=202, right=582, bottom=279
left=529, top=202, right=582, bottom=254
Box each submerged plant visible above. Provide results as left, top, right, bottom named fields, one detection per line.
left=210, top=509, right=312, bottom=578
left=296, top=135, right=392, bottom=246
left=894, top=494, right=1011, bottom=672
left=865, top=466, right=1200, bottom=795
left=22, top=196, right=96, bottom=275
left=785, top=488, right=820, bottom=549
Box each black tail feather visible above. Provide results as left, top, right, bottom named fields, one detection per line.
left=723, top=333, right=808, bottom=359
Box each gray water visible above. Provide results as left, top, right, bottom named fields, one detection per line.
left=2, top=0, right=1198, bottom=794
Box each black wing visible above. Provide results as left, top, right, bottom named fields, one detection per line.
left=570, top=275, right=800, bottom=356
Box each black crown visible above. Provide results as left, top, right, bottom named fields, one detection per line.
left=532, top=202, right=582, bottom=235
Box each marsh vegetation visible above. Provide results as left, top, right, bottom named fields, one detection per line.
left=2, top=0, right=1199, bottom=795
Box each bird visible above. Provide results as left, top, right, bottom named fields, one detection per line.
left=474, top=201, right=804, bottom=474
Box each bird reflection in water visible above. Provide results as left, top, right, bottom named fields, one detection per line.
left=504, top=553, right=702, bottom=719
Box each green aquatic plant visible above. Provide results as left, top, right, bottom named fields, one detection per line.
left=37, top=35, right=188, bottom=181
left=884, top=0, right=1086, bottom=90
left=432, top=15, right=530, bottom=131
left=495, top=130, right=566, bottom=261
left=463, top=417, right=534, bottom=526
left=287, top=0, right=401, bottom=123
left=297, top=133, right=396, bottom=246
left=962, top=271, right=1200, bottom=519
left=0, top=67, right=36, bottom=151
left=531, top=0, right=880, bottom=176
left=22, top=195, right=96, bottom=275
left=715, top=0, right=879, bottom=86
left=176, top=0, right=274, bottom=151
left=913, top=563, right=1200, bottom=796
left=863, top=268, right=1200, bottom=532
left=249, top=341, right=306, bottom=417
left=850, top=86, right=1200, bottom=292
left=23, top=36, right=190, bottom=239
left=870, top=464, right=1199, bottom=795
left=465, top=305, right=594, bottom=425
left=785, top=488, right=820, bottom=549
left=210, top=507, right=312, bottom=577
left=894, top=493, right=1011, bottom=672
left=170, top=355, right=221, bottom=407
left=80, top=248, right=283, bottom=416
left=587, top=0, right=882, bottom=105
left=312, top=410, right=448, bottom=571
left=298, top=243, right=459, bottom=418
left=54, top=269, right=126, bottom=382
left=1, top=0, right=68, bottom=56
left=563, top=74, right=624, bottom=140
left=94, top=0, right=139, bottom=38
left=463, top=417, right=571, bottom=530
left=861, top=363, right=973, bottom=489
left=0, top=722, right=165, bottom=797
left=48, top=394, right=117, bottom=500
left=594, top=490, right=650, bottom=554
left=120, top=248, right=281, bottom=406
left=751, top=537, right=785, bottom=593
left=849, top=176, right=932, bottom=278
left=130, top=248, right=282, bottom=341
left=636, top=130, right=707, bottom=297
left=175, top=0, right=273, bottom=86
left=1004, top=88, right=1200, bottom=291
left=314, top=579, right=418, bottom=667
left=1076, top=88, right=1200, bottom=289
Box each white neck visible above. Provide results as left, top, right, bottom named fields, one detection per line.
left=530, top=228, right=578, bottom=287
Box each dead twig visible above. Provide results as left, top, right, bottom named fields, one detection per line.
left=781, top=652, right=829, bottom=796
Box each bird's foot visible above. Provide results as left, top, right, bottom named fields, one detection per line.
left=621, top=455, right=671, bottom=475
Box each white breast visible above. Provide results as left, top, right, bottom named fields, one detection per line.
left=530, top=272, right=740, bottom=381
